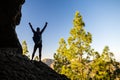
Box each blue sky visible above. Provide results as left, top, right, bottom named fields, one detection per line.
left=16, top=0, right=120, bottom=61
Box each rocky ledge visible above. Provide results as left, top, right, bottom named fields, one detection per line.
left=0, top=52, right=70, bottom=80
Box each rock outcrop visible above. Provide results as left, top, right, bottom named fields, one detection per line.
left=0, top=52, right=70, bottom=80
left=42, top=58, right=54, bottom=67
left=0, top=0, right=25, bottom=54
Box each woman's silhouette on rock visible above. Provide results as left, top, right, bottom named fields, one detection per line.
left=29, top=22, right=48, bottom=61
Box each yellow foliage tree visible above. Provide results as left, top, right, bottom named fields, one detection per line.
left=54, top=11, right=92, bottom=80
left=22, top=40, right=29, bottom=55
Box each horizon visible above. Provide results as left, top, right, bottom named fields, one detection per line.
left=17, top=0, right=120, bottom=61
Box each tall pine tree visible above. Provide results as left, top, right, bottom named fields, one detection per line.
left=54, top=11, right=92, bottom=80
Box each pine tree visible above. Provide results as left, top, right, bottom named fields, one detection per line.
left=34, top=56, right=39, bottom=61
left=90, top=46, right=115, bottom=79
left=54, top=11, right=92, bottom=80
left=22, top=40, right=29, bottom=55
left=54, top=38, right=70, bottom=73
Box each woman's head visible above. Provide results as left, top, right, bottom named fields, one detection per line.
left=37, top=27, right=40, bottom=32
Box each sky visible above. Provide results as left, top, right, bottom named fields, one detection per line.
left=16, top=0, right=120, bottom=61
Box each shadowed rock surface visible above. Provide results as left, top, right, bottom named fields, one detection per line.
left=0, top=52, right=70, bottom=80
left=0, top=0, right=25, bottom=54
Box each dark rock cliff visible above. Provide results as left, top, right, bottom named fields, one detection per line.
left=0, top=52, right=70, bottom=80
left=0, top=0, right=25, bottom=53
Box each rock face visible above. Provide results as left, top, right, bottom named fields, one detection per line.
left=42, top=58, right=54, bottom=67
left=0, top=0, right=25, bottom=54
left=0, top=52, right=70, bottom=80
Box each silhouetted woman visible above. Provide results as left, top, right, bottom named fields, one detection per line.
left=29, top=22, right=48, bottom=61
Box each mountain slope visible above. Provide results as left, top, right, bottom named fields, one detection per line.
left=0, top=52, right=70, bottom=80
